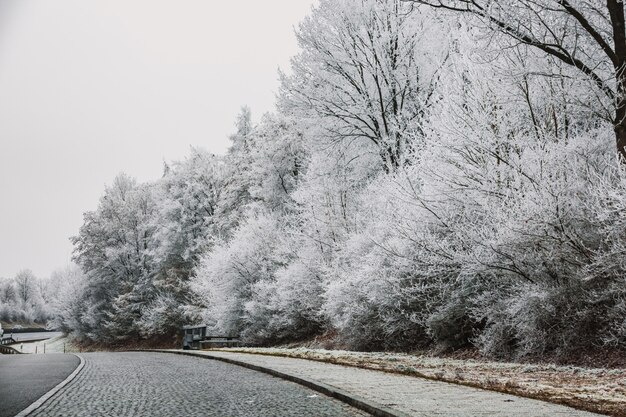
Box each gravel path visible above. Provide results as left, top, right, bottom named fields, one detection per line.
left=29, top=352, right=369, bottom=417
left=175, top=350, right=604, bottom=417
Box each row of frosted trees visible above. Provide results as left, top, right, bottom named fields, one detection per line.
left=63, top=0, right=626, bottom=357
left=0, top=270, right=55, bottom=324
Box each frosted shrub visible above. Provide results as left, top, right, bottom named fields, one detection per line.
left=137, top=290, right=195, bottom=338
left=192, top=213, right=286, bottom=339
left=456, top=129, right=626, bottom=357
left=322, top=172, right=466, bottom=350
left=262, top=257, right=327, bottom=342
left=321, top=109, right=626, bottom=356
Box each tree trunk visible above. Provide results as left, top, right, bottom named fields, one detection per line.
left=615, top=98, right=626, bottom=161
left=608, top=0, right=626, bottom=161
left=613, top=66, right=626, bottom=161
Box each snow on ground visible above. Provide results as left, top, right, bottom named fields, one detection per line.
left=215, top=347, right=626, bottom=417
left=9, top=335, right=79, bottom=354
left=8, top=331, right=63, bottom=342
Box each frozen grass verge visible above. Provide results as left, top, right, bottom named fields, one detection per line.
left=213, top=347, right=625, bottom=417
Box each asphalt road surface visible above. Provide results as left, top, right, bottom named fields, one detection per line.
left=26, top=352, right=369, bottom=417
left=0, top=353, right=80, bottom=417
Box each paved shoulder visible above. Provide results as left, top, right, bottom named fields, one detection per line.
left=176, top=350, right=603, bottom=417
left=0, top=353, right=80, bottom=417
left=30, top=352, right=368, bottom=416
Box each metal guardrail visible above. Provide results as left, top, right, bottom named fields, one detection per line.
left=199, top=337, right=241, bottom=349
left=1, top=336, right=17, bottom=345
left=2, top=327, right=51, bottom=333
left=0, top=344, right=21, bottom=354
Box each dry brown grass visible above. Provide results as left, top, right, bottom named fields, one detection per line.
left=215, top=347, right=626, bottom=417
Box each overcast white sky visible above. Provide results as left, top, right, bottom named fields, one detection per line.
left=0, top=0, right=316, bottom=279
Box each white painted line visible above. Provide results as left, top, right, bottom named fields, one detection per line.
left=14, top=353, right=85, bottom=417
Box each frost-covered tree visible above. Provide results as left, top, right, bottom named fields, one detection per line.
left=246, top=113, right=306, bottom=211
left=68, top=151, right=225, bottom=343
left=410, top=0, right=626, bottom=159
left=151, top=149, right=222, bottom=267
left=139, top=150, right=222, bottom=337
left=281, top=0, right=448, bottom=172
left=0, top=270, right=52, bottom=324
left=14, top=269, right=37, bottom=304
left=190, top=111, right=319, bottom=344
left=192, top=210, right=328, bottom=344
left=215, top=107, right=258, bottom=234
left=0, top=279, right=16, bottom=304
left=48, top=265, right=87, bottom=335
left=192, top=213, right=287, bottom=339
left=57, top=0, right=626, bottom=359
left=72, top=174, right=157, bottom=342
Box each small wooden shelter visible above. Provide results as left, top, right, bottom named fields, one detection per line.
left=182, top=325, right=240, bottom=349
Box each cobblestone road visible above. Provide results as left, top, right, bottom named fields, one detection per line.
left=185, top=350, right=602, bottom=417
left=30, top=352, right=369, bottom=417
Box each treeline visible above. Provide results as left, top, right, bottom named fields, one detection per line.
left=1, top=269, right=55, bottom=325
left=62, top=0, right=626, bottom=358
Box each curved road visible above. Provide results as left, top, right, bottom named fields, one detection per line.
left=0, top=353, right=80, bottom=417
left=7, top=332, right=63, bottom=343
left=25, top=352, right=368, bottom=416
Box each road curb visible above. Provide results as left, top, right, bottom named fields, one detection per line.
left=144, top=349, right=410, bottom=417
left=14, top=353, right=85, bottom=417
